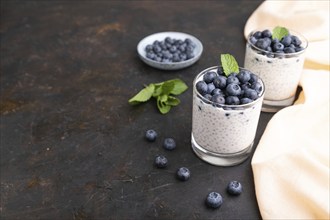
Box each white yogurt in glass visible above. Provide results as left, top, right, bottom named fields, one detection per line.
left=244, top=30, right=308, bottom=112
left=191, top=66, right=264, bottom=166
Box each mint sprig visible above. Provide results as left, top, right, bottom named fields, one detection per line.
left=128, top=79, right=188, bottom=114
left=220, top=54, right=239, bottom=77
left=272, top=26, right=289, bottom=40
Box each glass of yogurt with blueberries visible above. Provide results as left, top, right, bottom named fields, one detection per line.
left=191, top=54, right=265, bottom=166
left=244, top=26, right=308, bottom=112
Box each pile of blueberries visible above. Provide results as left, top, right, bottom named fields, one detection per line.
left=196, top=67, right=263, bottom=106
left=145, top=37, right=196, bottom=63
left=249, top=29, right=305, bottom=57
left=145, top=129, right=243, bottom=209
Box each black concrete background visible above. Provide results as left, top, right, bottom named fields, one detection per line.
left=1, top=1, right=273, bottom=219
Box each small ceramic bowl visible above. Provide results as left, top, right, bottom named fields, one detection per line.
left=137, top=31, right=203, bottom=70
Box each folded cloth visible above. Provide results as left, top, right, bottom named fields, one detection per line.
left=244, top=0, right=330, bottom=219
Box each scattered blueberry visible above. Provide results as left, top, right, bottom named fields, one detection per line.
left=145, top=129, right=157, bottom=142
left=176, top=167, right=190, bottom=181
left=205, top=192, right=223, bottom=209
left=227, top=181, right=243, bottom=196
left=154, top=155, right=168, bottom=168
left=163, top=138, right=176, bottom=151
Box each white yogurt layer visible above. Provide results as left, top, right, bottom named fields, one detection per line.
left=192, top=73, right=263, bottom=154
left=244, top=45, right=305, bottom=101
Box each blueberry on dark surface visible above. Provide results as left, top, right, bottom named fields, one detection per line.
left=237, top=69, right=251, bottom=84
left=226, top=83, right=241, bottom=96
left=211, top=94, right=225, bottom=105
left=225, top=96, right=240, bottom=105
left=205, top=192, right=223, bottom=209
left=227, top=181, right=243, bottom=196
left=213, top=75, right=227, bottom=89
left=196, top=81, right=208, bottom=95
left=154, top=155, right=168, bottom=168
left=145, top=129, right=157, bottom=142
left=203, top=71, right=217, bottom=83
left=163, top=138, right=176, bottom=151
left=176, top=167, right=190, bottom=181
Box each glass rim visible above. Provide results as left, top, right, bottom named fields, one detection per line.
left=247, top=28, right=308, bottom=56
left=193, top=66, right=265, bottom=109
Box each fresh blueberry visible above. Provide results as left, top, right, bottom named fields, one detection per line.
left=203, top=71, right=217, bottom=83
left=145, top=129, right=157, bottom=142
left=237, top=69, right=251, bottom=84
left=255, top=38, right=271, bottom=50
left=227, top=180, right=243, bottom=196
left=251, top=82, right=263, bottom=94
left=225, top=96, right=240, bottom=105
left=281, top=35, right=292, bottom=47
left=226, top=83, right=241, bottom=96
left=196, top=81, right=208, bottom=95
left=203, top=94, right=212, bottom=101
left=213, top=75, right=227, bottom=89
left=272, top=42, right=284, bottom=51
left=211, top=88, right=225, bottom=96
left=207, top=83, right=216, bottom=94
left=145, top=44, right=153, bottom=52
left=226, top=75, right=240, bottom=85
left=211, top=94, right=225, bottom=105
left=291, top=35, right=302, bottom=46
left=249, top=73, right=259, bottom=84
left=217, top=67, right=224, bottom=75
left=249, top=36, right=258, bottom=45
left=295, top=46, right=304, bottom=52
left=244, top=88, right=259, bottom=100
left=153, top=45, right=162, bottom=53
left=252, top=31, right=262, bottom=39
left=163, top=138, right=176, bottom=151
left=146, top=52, right=156, bottom=60
left=240, top=97, right=253, bottom=104
left=154, top=155, right=168, bottom=168
left=176, top=167, right=190, bottom=181
left=205, top=192, right=223, bottom=209
left=261, top=29, right=272, bottom=38
left=284, top=47, right=295, bottom=54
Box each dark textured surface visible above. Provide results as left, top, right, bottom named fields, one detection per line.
left=0, top=1, right=271, bottom=219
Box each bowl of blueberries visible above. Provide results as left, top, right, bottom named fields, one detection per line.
left=137, top=31, right=203, bottom=70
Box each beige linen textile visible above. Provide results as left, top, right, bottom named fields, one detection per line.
left=244, top=0, right=330, bottom=219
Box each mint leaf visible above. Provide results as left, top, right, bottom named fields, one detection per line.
left=129, top=78, right=188, bottom=114
left=168, top=79, right=188, bottom=95
left=160, top=80, right=175, bottom=95
left=220, top=54, right=239, bottom=77
left=272, top=26, right=289, bottom=40
left=128, top=84, right=155, bottom=105
left=166, top=96, right=180, bottom=106
left=157, top=95, right=171, bottom=114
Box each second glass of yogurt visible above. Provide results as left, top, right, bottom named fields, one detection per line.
left=244, top=28, right=308, bottom=112
left=191, top=66, right=265, bottom=166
